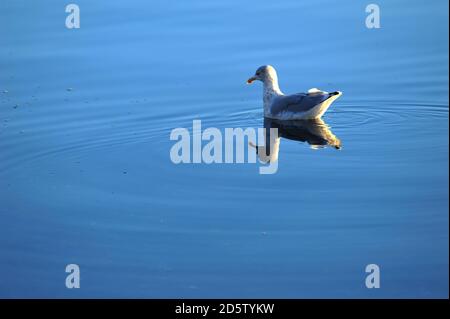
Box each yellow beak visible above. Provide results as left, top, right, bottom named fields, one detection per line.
left=247, top=76, right=257, bottom=84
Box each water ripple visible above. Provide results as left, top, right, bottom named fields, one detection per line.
left=0, top=98, right=447, bottom=177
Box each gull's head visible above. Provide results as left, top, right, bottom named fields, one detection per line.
left=247, top=65, right=278, bottom=85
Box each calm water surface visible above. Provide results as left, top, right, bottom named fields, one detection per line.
left=0, top=0, right=448, bottom=297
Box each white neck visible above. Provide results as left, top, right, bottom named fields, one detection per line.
left=263, top=77, right=283, bottom=95
left=262, top=78, right=283, bottom=115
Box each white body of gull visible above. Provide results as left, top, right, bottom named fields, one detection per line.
left=247, top=65, right=342, bottom=120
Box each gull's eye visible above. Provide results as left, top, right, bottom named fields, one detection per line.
left=256, top=71, right=261, bottom=76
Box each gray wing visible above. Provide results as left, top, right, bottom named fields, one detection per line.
left=270, top=92, right=333, bottom=114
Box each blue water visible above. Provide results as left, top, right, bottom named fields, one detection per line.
left=0, top=0, right=448, bottom=298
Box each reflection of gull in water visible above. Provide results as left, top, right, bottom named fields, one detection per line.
left=269, top=118, right=341, bottom=150
left=247, top=65, right=342, bottom=120
left=250, top=117, right=341, bottom=163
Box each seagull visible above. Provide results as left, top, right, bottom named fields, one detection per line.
left=247, top=65, right=342, bottom=120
